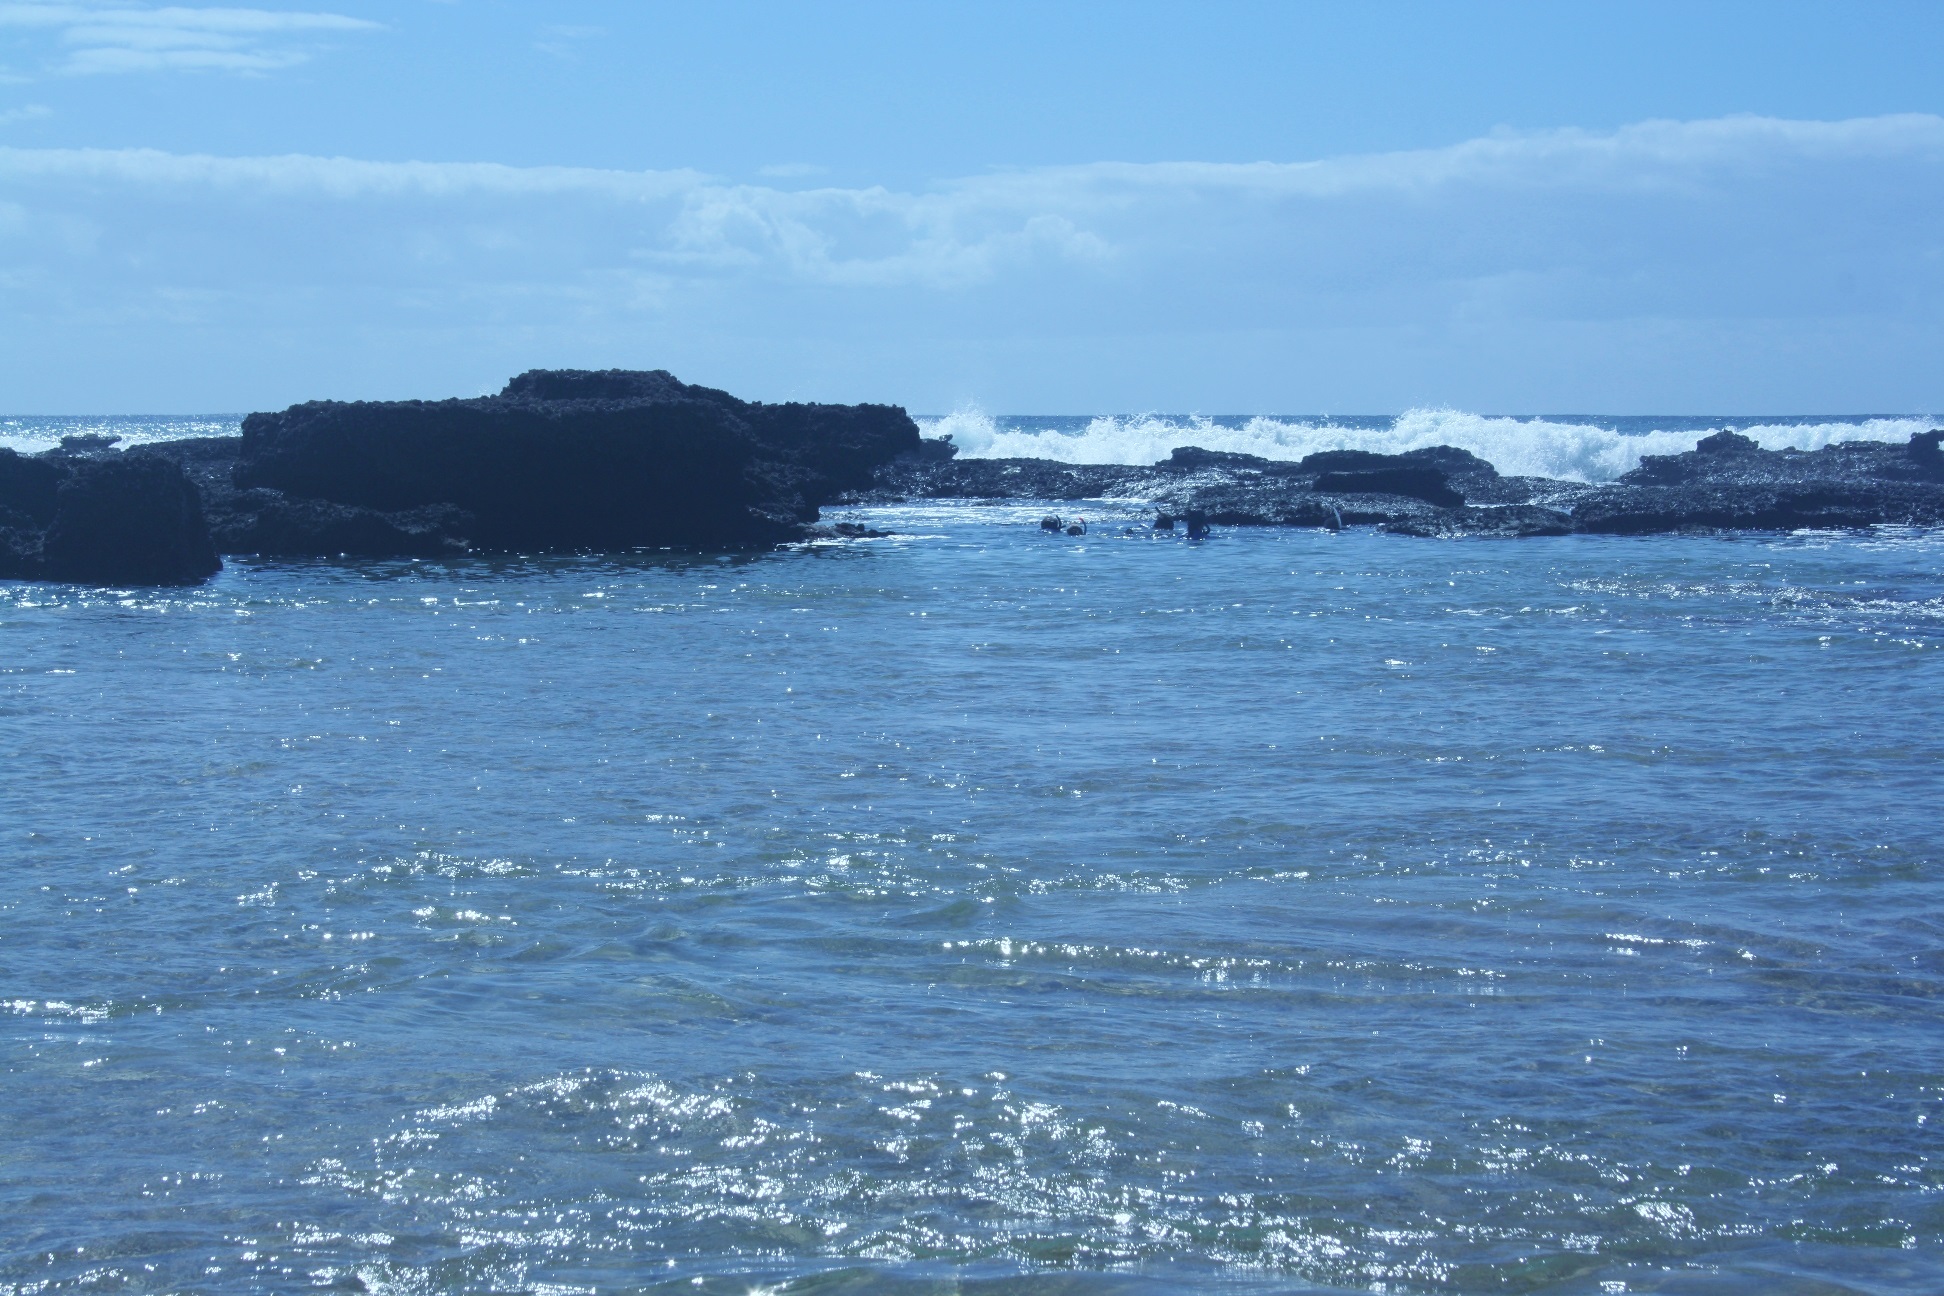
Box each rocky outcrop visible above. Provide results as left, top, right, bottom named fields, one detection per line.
left=849, top=442, right=1503, bottom=526
left=229, top=369, right=919, bottom=552
left=853, top=430, right=1944, bottom=537
left=12, top=401, right=1938, bottom=582
left=4, top=369, right=922, bottom=583
left=1565, top=430, right=1944, bottom=533
left=0, top=448, right=220, bottom=585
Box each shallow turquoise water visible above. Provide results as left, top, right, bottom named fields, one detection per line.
left=3, top=505, right=1941, bottom=1294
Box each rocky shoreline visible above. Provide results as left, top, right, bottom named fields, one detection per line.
left=850, top=427, right=1944, bottom=539
left=3, top=370, right=1940, bottom=587
left=1, top=369, right=919, bottom=585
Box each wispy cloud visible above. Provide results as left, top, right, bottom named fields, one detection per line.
left=0, top=3, right=380, bottom=75
left=534, top=22, right=600, bottom=60
left=0, top=101, right=49, bottom=123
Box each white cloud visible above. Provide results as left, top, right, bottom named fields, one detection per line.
left=0, top=115, right=1939, bottom=409
left=2, top=113, right=1937, bottom=288
left=0, top=101, right=49, bottom=123
left=0, top=3, right=379, bottom=75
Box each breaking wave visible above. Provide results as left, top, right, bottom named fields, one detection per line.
left=921, top=409, right=1938, bottom=483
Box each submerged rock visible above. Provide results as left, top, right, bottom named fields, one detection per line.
left=1383, top=505, right=1575, bottom=539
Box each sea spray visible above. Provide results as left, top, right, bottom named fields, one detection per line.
left=922, top=408, right=1935, bottom=483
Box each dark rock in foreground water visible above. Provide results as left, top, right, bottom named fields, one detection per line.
left=0, top=448, right=219, bottom=586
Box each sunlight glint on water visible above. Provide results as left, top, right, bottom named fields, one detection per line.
left=1, top=488, right=1941, bottom=1294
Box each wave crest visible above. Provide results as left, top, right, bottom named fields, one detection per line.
left=922, top=408, right=1936, bottom=483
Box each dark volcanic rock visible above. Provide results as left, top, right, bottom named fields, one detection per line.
left=802, top=520, right=895, bottom=540
left=135, top=437, right=474, bottom=558
left=218, top=492, right=475, bottom=558
left=859, top=441, right=1509, bottom=529
left=859, top=430, right=1944, bottom=538
left=0, top=449, right=63, bottom=578
left=1165, top=446, right=1293, bottom=473
left=1622, top=430, right=1763, bottom=484
left=5, top=369, right=919, bottom=579
left=237, top=369, right=920, bottom=551
left=24, top=415, right=1931, bottom=578
left=1910, top=429, right=1944, bottom=477
left=3, top=447, right=221, bottom=584
left=1572, top=482, right=1944, bottom=534
left=0, top=447, right=66, bottom=528
left=1151, top=447, right=1474, bottom=527
left=1300, top=446, right=1498, bottom=478
left=1575, top=430, right=1944, bottom=533
left=34, top=456, right=220, bottom=585
left=1310, top=468, right=1464, bottom=508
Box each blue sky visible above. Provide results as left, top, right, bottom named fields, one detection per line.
left=1, top=1, right=1940, bottom=413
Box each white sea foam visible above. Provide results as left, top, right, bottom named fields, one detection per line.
left=922, top=409, right=1937, bottom=483
left=0, top=416, right=240, bottom=456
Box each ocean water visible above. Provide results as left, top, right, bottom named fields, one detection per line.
left=0, top=417, right=243, bottom=458
left=3, top=495, right=1941, bottom=1296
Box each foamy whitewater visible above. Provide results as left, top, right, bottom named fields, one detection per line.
left=920, top=410, right=1937, bottom=482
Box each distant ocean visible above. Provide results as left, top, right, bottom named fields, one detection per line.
left=4, top=412, right=1941, bottom=1294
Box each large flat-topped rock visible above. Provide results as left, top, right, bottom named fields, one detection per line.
left=235, top=368, right=922, bottom=552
